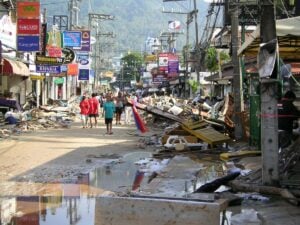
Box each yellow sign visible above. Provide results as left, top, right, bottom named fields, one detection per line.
left=104, top=71, right=114, bottom=78
left=145, top=55, right=157, bottom=62
left=30, top=75, right=45, bottom=80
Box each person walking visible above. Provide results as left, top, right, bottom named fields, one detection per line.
left=124, top=93, right=133, bottom=124
left=115, top=91, right=124, bottom=125
left=79, top=96, right=90, bottom=128
left=88, top=93, right=100, bottom=128
left=103, top=94, right=115, bottom=135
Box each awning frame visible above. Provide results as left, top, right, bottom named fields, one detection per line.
left=0, top=58, right=30, bottom=76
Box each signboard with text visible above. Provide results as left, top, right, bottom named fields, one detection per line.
left=63, top=31, right=82, bottom=48
left=78, top=69, right=89, bottom=80
left=17, top=18, right=40, bottom=35
left=36, top=65, right=61, bottom=73
left=80, top=30, right=91, bottom=51
left=17, top=35, right=40, bottom=51
left=167, top=53, right=179, bottom=78
left=17, top=1, right=40, bottom=18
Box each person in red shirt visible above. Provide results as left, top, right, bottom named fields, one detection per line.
left=79, top=96, right=90, bottom=128
left=88, top=93, right=100, bottom=128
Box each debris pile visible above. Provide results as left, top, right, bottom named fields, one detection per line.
left=0, top=97, right=77, bottom=139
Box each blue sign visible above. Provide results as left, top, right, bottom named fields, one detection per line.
left=89, top=69, right=94, bottom=78
left=36, top=65, right=61, bottom=74
left=63, top=31, right=82, bottom=48
left=17, top=35, right=40, bottom=51
left=78, top=69, right=89, bottom=80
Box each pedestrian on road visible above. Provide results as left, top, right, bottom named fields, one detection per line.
left=79, top=96, right=89, bottom=128
left=88, top=93, right=100, bottom=128
left=103, top=94, right=115, bottom=135
left=115, top=91, right=124, bottom=125
left=124, top=93, right=132, bottom=124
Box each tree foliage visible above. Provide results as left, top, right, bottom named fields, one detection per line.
left=121, top=53, right=144, bottom=82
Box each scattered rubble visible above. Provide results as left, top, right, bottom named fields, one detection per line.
left=0, top=97, right=77, bottom=139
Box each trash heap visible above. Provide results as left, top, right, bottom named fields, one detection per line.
left=0, top=96, right=78, bottom=139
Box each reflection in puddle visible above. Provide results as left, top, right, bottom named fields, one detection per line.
left=89, top=152, right=151, bottom=193
left=0, top=152, right=151, bottom=225
left=1, top=196, right=95, bottom=225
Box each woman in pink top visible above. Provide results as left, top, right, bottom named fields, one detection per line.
left=79, top=96, right=90, bottom=128
left=88, top=93, right=100, bottom=128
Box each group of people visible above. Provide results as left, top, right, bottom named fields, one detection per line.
left=79, top=91, right=137, bottom=135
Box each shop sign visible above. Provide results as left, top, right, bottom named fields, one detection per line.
left=0, top=15, right=17, bottom=49
left=17, top=19, right=40, bottom=35
left=80, top=30, right=91, bottom=52
left=63, top=31, right=81, bottom=48
left=47, top=30, right=62, bottom=48
left=158, top=53, right=168, bottom=72
left=168, top=53, right=179, bottom=78
left=54, top=77, right=64, bottom=84
left=30, top=75, right=45, bottom=80
left=17, top=35, right=40, bottom=51
left=47, top=46, right=62, bottom=57
left=36, top=65, right=61, bottom=73
left=17, top=1, right=40, bottom=18
left=35, top=55, right=64, bottom=65
left=152, top=73, right=168, bottom=84
left=78, top=69, right=89, bottom=80
left=62, top=47, right=75, bottom=64
left=67, top=63, right=79, bottom=76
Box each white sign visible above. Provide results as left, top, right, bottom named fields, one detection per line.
left=0, top=15, right=16, bottom=49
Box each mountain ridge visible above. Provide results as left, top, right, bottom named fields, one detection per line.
left=41, top=0, right=209, bottom=54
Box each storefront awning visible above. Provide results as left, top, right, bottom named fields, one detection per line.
left=0, top=58, right=30, bottom=76
left=238, top=16, right=300, bottom=60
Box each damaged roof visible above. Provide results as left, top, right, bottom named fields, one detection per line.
left=238, top=16, right=300, bottom=60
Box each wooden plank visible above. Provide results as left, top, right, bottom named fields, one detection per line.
left=182, top=126, right=230, bottom=147
left=182, top=120, right=208, bottom=130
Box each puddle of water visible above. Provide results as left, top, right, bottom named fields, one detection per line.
left=0, top=152, right=152, bottom=225
left=89, top=151, right=152, bottom=193
left=1, top=195, right=95, bottom=225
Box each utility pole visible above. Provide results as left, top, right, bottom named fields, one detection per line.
left=192, top=0, right=200, bottom=84
left=259, top=0, right=279, bottom=186
left=162, top=6, right=198, bottom=98
left=231, top=0, right=243, bottom=140
left=88, top=13, right=114, bottom=91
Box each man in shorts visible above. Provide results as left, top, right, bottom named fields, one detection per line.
left=88, top=93, right=100, bottom=128
left=103, top=94, right=115, bottom=135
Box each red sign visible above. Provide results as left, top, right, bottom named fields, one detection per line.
left=67, top=63, right=79, bottom=76
left=17, top=19, right=40, bottom=35
left=17, top=2, right=40, bottom=18
left=46, top=46, right=62, bottom=57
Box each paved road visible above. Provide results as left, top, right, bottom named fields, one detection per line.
left=0, top=119, right=155, bottom=196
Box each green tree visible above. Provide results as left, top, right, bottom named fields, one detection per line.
left=205, top=47, right=218, bottom=72
left=121, top=53, right=144, bottom=82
